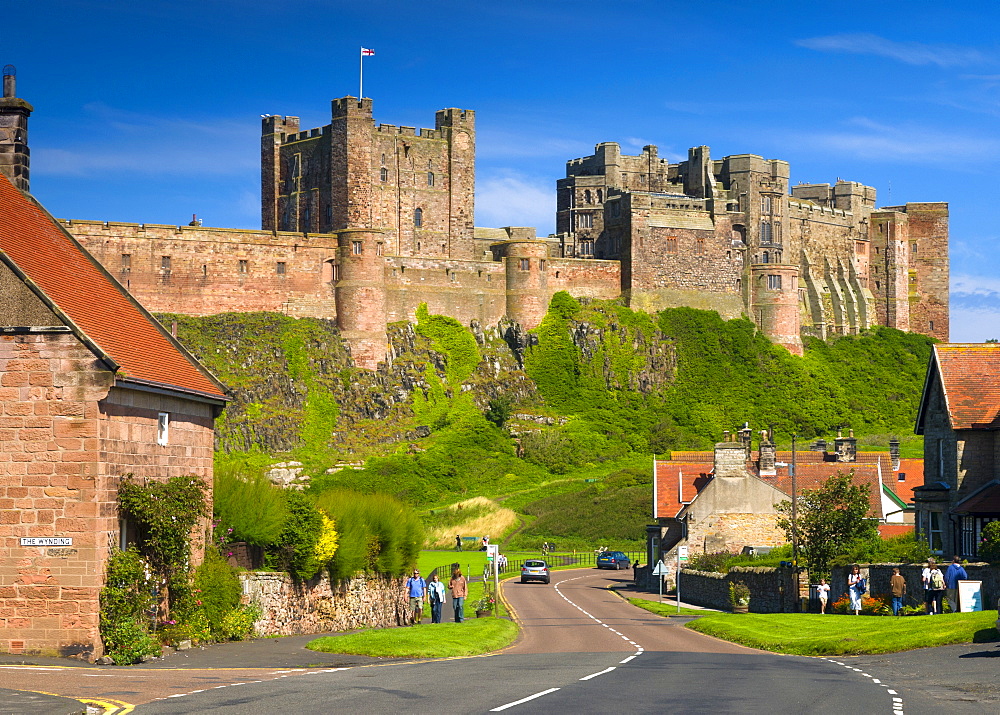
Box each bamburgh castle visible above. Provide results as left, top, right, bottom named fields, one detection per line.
left=0, top=73, right=949, bottom=367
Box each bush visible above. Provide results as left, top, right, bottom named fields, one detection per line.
left=687, top=551, right=736, bottom=573
left=831, top=593, right=892, bottom=616
left=831, top=533, right=931, bottom=569
left=314, top=490, right=423, bottom=580
left=220, top=604, right=261, bottom=641
left=100, top=547, right=160, bottom=664
left=193, top=547, right=243, bottom=637
left=272, top=490, right=325, bottom=581
left=102, top=619, right=161, bottom=665
left=979, top=521, right=1000, bottom=562
left=213, top=461, right=288, bottom=546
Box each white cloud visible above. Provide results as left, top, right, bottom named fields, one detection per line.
left=953, top=273, right=1000, bottom=299
left=476, top=172, right=554, bottom=234
left=793, top=117, right=1000, bottom=163
left=796, top=33, right=989, bottom=68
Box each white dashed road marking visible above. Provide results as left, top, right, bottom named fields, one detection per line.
left=820, top=657, right=903, bottom=713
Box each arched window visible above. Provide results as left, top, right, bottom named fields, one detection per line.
left=414, top=208, right=423, bottom=228
left=597, top=189, right=603, bottom=203
left=427, top=172, right=435, bottom=186
left=380, top=167, right=388, bottom=182
left=381, top=153, right=386, bottom=165
left=762, top=251, right=770, bottom=263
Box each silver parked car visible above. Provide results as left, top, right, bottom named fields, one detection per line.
left=520, top=559, right=551, bottom=584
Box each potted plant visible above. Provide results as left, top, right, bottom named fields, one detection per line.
left=474, top=593, right=496, bottom=617
left=729, top=581, right=750, bottom=613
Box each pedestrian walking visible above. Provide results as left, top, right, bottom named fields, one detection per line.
left=847, top=565, right=865, bottom=615
left=921, top=558, right=937, bottom=614
left=455, top=534, right=463, bottom=552
left=890, top=567, right=906, bottom=616
left=816, top=578, right=830, bottom=614
left=944, top=556, right=968, bottom=613
left=449, top=567, right=468, bottom=623
left=428, top=573, right=446, bottom=623
left=404, top=569, right=427, bottom=624
left=927, top=562, right=946, bottom=615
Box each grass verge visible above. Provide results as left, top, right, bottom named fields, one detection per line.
left=306, top=617, right=518, bottom=658
left=627, top=597, right=713, bottom=617
left=685, top=610, right=1000, bottom=655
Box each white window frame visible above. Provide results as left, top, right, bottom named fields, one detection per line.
left=157, top=412, right=169, bottom=446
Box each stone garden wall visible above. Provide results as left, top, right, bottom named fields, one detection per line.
left=240, top=572, right=410, bottom=636
left=678, top=566, right=798, bottom=613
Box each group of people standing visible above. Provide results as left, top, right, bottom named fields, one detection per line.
left=816, top=557, right=969, bottom=616
left=403, top=567, right=469, bottom=624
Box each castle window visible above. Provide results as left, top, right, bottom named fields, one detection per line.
left=382, top=153, right=386, bottom=165
left=380, top=167, right=388, bottom=182
left=875, top=280, right=880, bottom=290
left=577, top=213, right=593, bottom=229
left=911, top=242, right=918, bottom=256
left=157, top=412, right=169, bottom=446
left=332, top=263, right=340, bottom=281
left=326, top=205, right=332, bottom=222
left=428, top=159, right=433, bottom=170
left=450, top=271, right=457, bottom=283
left=696, top=238, right=705, bottom=255
left=929, top=320, right=935, bottom=332
left=519, top=258, right=530, bottom=271
left=773, top=223, right=781, bottom=244
left=202, top=264, right=207, bottom=277
left=666, top=238, right=677, bottom=254
left=276, top=262, right=286, bottom=275
left=580, top=240, right=594, bottom=257
left=855, top=241, right=866, bottom=255
left=376, top=243, right=383, bottom=256
left=585, top=190, right=592, bottom=204
left=767, top=274, right=782, bottom=291
left=761, top=196, right=772, bottom=214
left=303, top=208, right=310, bottom=227
left=161, top=256, right=171, bottom=276
left=762, top=252, right=770, bottom=263
left=597, top=189, right=603, bottom=203
left=540, top=259, right=546, bottom=271
left=239, top=260, right=248, bottom=273
left=352, top=241, right=363, bottom=255
left=427, top=172, right=435, bottom=186
left=121, top=254, right=131, bottom=273
left=555, top=271, right=561, bottom=278
left=761, top=221, right=773, bottom=243
left=414, top=208, right=423, bottom=228
left=875, top=246, right=880, bottom=255
left=292, top=154, right=301, bottom=177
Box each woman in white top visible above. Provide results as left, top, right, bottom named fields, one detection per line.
left=428, top=574, right=447, bottom=624
left=848, top=565, right=864, bottom=615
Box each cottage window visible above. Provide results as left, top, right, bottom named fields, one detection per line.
left=157, top=412, right=169, bottom=446
left=414, top=208, right=423, bottom=228
left=352, top=241, right=363, bottom=255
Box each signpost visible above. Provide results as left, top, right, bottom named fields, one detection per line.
left=958, top=580, right=983, bottom=612
left=486, top=544, right=500, bottom=609
left=676, top=546, right=688, bottom=613
left=20, top=537, right=72, bottom=546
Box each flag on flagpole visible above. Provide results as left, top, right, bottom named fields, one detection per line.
left=361, top=47, right=375, bottom=56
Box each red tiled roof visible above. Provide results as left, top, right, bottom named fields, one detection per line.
left=878, top=523, right=914, bottom=538
left=0, top=175, right=226, bottom=400
left=954, top=484, right=1000, bottom=514
left=663, top=451, right=714, bottom=464
left=769, top=461, right=885, bottom=517
left=888, top=459, right=923, bottom=503
left=654, top=462, right=712, bottom=518
left=925, top=344, right=1000, bottom=430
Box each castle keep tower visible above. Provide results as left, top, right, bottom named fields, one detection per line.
left=262, top=97, right=475, bottom=260
left=0, top=66, right=32, bottom=192
left=334, top=228, right=387, bottom=370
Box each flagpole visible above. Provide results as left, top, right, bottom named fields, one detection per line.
left=359, top=47, right=363, bottom=99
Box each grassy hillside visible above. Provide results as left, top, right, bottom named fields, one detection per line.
left=169, top=297, right=933, bottom=548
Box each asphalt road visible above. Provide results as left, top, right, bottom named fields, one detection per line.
left=2, top=568, right=997, bottom=713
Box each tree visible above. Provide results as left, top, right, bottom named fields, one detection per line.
left=980, top=521, right=1000, bottom=562
left=776, top=471, right=878, bottom=576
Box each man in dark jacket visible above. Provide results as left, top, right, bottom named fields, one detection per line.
left=945, top=556, right=968, bottom=613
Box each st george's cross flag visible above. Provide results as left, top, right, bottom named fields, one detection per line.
left=361, top=47, right=375, bottom=56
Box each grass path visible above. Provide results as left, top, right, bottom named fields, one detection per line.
left=684, top=610, right=999, bottom=655
left=306, top=617, right=518, bottom=658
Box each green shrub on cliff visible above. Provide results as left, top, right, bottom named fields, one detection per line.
left=213, top=462, right=288, bottom=546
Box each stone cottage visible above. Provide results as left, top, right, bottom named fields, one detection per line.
left=914, top=343, right=1000, bottom=558
left=0, top=172, right=228, bottom=658
left=647, top=429, right=918, bottom=566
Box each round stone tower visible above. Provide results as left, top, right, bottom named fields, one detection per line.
left=334, top=228, right=387, bottom=370
left=750, top=263, right=803, bottom=355
left=500, top=240, right=549, bottom=329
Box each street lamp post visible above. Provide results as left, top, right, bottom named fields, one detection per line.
left=791, top=433, right=799, bottom=610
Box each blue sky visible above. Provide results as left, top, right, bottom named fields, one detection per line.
left=8, top=1, right=1000, bottom=340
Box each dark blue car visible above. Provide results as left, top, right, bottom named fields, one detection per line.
left=596, top=551, right=631, bottom=570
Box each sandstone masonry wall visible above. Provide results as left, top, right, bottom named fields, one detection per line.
left=241, top=572, right=410, bottom=636
left=828, top=563, right=1000, bottom=610
left=678, top=566, right=797, bottom=613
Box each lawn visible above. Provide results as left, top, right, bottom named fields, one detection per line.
left=628, top=598, right=715, bottom=617
left=306, top=616, right=518, bottom=658
left=685, top=610, right=1000, bottom=655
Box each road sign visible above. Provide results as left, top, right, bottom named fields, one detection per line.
left=678, top=545, right=688, bottom=562
left=651, top=560, right=670, bottom=576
